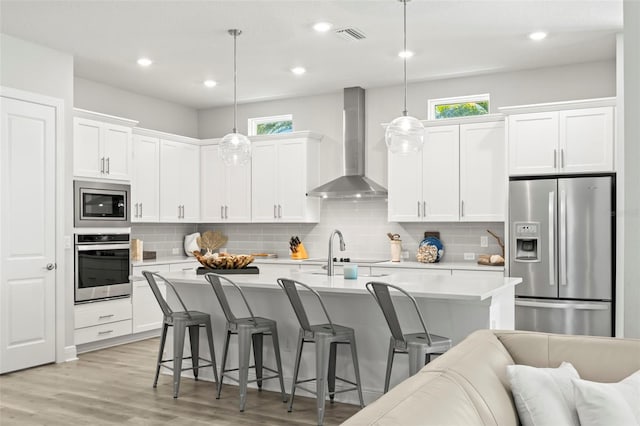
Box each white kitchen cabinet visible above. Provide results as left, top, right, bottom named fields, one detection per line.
left=74, top=298, right=132, bottom=345
left=201, top=143, right=251, bottom=222
left=388, top=125, right=459, bottom=222
left=459, top=121, right=506, bottom=221
left=389, top=117, right=506, bottom=223
left=132, top=134, right=160, bottom=222
left=132, top=280, right=165, bottom=333
left=73, top=109, right=137, bottom=181
left=251, top=132, right=321, bottom=223
left=506, top=102, right=614, bottom=175
left=160, top=140, right=200, bottom=222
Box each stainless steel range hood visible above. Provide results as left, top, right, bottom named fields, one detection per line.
left=306, top=87, right=387, bottom=199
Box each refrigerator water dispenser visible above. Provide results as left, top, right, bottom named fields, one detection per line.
left=514, top=222, right=540, bottom=262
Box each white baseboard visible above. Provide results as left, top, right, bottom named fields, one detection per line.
left=63, top=345, right=78, bottom=362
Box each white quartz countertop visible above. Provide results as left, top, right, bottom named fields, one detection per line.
left=132, top=256, right=504, bottom=272
left=162, top=269, right=521, bottom=301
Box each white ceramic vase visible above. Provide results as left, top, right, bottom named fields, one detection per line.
left=184, top=232, right=201, bottom=256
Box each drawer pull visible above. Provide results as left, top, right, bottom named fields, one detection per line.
left=99, top=314, right=115, bottom=319
left=98, top=330, right=114, bottom=335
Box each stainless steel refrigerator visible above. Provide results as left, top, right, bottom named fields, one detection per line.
left=509, top=175, right=614, bottom=337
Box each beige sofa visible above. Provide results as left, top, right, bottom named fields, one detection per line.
left=344, top=330, right=640, bottom=425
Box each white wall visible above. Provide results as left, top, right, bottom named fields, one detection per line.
left=198, top=60, right=615, bottom=187
left=0, top=33, right=75, bottom=355
left=74, top=77, right=199, bottom=138
left=624, top=1, right=640, bottom=339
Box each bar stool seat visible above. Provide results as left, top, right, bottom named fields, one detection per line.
left=277, top=278, right=364, bottom=426
left=366, top=281, right=452, bottom=393
left=204, top=273, right=287, bottom=412
left=142, top=271, right=218, bottom=398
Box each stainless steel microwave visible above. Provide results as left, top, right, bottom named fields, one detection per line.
left=74, top=180, right=131, bottom=227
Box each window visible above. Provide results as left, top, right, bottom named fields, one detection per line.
left=248, top=114, right=293, bottom=136
left=428, top=94, right=490, bottom=120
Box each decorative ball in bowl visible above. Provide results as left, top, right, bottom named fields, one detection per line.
left=193, top=251, right=254, bottom=269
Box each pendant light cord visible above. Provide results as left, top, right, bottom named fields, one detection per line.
left=402, top=0, right=408, bottom=117
left=232, top=29, right=238, bottom=133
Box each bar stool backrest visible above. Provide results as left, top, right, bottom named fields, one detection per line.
left=277, top=278, right=336, bottom=335
left=366, top=281, right=433, bottom=346
left=142, top=271, right=192, bottom=319
left=204, top=273, right=256, bottom=323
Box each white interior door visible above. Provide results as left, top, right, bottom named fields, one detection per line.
left=1, top=96, right=56, bottom=373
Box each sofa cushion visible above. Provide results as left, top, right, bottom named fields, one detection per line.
left=495, top=330, right=640, bottom=382
left=506, top=362, right=580, bottom=426
left=573, top=369, right=640, bottom=426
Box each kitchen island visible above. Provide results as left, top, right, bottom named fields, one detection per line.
left=160, top=268, right=521, bottom=404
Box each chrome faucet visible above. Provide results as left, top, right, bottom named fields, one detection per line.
left=327, top=229, right=346, bottom=276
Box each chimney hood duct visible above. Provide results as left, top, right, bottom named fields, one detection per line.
left=306, top=87, right=388, bottom=199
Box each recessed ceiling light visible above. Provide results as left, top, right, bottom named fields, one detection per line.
left=398, top=50, right=414, bottom=59
left=203, top=80, right=217, bottom=88
left=291, top=67, right=306, bottom=75
left=313, top=22, right=332, bottom=33
left=529, top=31, right=547, bottom=41
left=137, top=57, right=153, bottom=67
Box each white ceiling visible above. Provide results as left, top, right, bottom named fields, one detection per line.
left=0, top=0, right=622, bottom=109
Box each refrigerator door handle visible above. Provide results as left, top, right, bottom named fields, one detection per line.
left=559, top=189, right=568, bottom=286
left=515, top=300, right=609, bottom=310
left=548, top=191, right=556, bottom=286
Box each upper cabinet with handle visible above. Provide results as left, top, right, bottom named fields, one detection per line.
left=503, top=98, right=615, bottom=176
left=251, top=132, right=321, bottom=223
left=131, top=132, right=160, bottom=222
left=73, top=109, right=138, bottom=181
left=388, top=116, right=506, bottom=223
left=200, top=142, right=251, bottom=223
left=160, top=139, right=200, bottom=222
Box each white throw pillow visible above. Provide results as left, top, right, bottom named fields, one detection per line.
left=573, top=369, right=640, bottom=426
left=507, top=362, right=581, bottom=426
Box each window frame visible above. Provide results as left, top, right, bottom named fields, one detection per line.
left=427, top=94, right=490, bottom=120
left=247, top=114, right=293, bottom=136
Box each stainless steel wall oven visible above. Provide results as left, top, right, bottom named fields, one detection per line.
left=75, top=233, right=131, bottom=303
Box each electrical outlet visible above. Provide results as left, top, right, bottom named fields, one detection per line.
left=172, top=248, right=180, bottom=255
left=480, top=236, right=488, bottom=247
left=464, top=252, right=476, bottom=260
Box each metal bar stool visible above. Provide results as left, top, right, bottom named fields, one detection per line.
left=366, top=281, right=452, bottom=393
left=204, top=273, right=287, bottom=412
left=277, top=278, right=364, bottom=426
left=142, top=271, right=218, bottom=398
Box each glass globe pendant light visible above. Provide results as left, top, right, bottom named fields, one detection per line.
left=220, top=29, right=251, bottom=166
left=385, top=0, right=424, bottom=154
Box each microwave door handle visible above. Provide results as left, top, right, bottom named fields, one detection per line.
left=549, top=191, right=555, bottom=286
left=77, top=244, right=130, bottom=251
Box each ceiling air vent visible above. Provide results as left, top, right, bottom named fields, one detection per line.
left=335, top=27, right=366, bottom=41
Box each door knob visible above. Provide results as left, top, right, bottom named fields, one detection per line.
left=46, top=263, right=56, bottom=270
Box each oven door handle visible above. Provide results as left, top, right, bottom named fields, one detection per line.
left=77, top=244, right=130, bottom=251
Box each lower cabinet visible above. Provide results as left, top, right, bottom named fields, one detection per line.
left=74, top=298, right=132, bottom=345
left=132, top=280, right=166, bottom=333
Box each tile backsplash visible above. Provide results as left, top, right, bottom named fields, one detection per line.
left=132, top=199, right=505, bottom=262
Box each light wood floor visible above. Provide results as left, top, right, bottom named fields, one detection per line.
left=0, top=338, right=361, bottom=425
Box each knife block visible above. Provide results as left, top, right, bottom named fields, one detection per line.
left=290, top=242, right=308, bottom=260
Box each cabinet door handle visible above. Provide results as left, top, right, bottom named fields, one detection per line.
left=274, top=204, right=277, bottom=219
left=106, top=157, right=110, bottom=174
left=417, top=201, right=421, bottom=217
left=225, top=205, right=229, bottom=219
left=98, top=329, right=114, bottom=335
left=461, top=200, right=465, bottom=217
left=220, top=205, right=224, bottom=219
left=139, top=203, right=142, bottom=217
left=134, top=203, right=138, bottom=218
left=178, top=205, right=182, bottom=219
left=553, top=149, right=557, bottom=168
left=423, top=201, right=426, bottom=218
left=99, top=314, right=115, bottom=319
left=560, top=149, right=565, bottom=168
left=182, top=205, right=185, bottom=218
left=278, top=204, right=282, bottom=218
left=101, top=157, right=105, bottom=173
